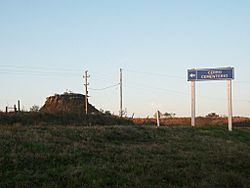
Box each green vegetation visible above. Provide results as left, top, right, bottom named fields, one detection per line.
left=0, top=112, right=132, bottom=126
left=0, top=125, right=249, bottom=187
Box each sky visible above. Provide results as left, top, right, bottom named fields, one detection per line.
left=0, top=0, right=249, bottom=117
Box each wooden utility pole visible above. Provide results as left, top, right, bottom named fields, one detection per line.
left=83, top=70, right=90, bottom=114
left=18, top=100, right=20, bottom=112
left=120, top=68, right=123, bottom=117
left=14, top=105, right=17, bottom=113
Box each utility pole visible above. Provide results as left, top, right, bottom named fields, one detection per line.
left=83, top=70, right=90, bottom=114
left=120, top=68, right=123, bottom=117
left=18, top=100, right=21, bottom=112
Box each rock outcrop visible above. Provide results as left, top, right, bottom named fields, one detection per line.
left=40, top=93, right=99, bottom=114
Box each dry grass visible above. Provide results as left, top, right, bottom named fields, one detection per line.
left=132, top=117, right=250, bottom=126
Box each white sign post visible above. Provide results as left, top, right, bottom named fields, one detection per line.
left=228, top=80, right=232, bottom=131
left=188, top=67, right=234, bottom=131
left=191, top=81, right=195, bottom=126
left=156, top=110, right=160, bottom=127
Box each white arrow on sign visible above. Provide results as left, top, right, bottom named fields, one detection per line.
left=190, top=73, right=196, bottom=78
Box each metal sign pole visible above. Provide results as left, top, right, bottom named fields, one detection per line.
left=228, top=80, right=233, bottom=131
left=191, top=81, right=195, bottom=126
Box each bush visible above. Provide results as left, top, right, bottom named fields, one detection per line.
left=206, top=112, right=220, bottom=118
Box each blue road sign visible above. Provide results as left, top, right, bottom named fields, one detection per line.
left=188, top=67, right=234, bottom=81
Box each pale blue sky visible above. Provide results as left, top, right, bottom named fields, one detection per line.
left=0, top=0, right=249, bottom=117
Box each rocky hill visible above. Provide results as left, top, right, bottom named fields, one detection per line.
left=40, top=93, right=99, bottom=114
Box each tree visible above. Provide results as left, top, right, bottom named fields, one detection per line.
left=104, top=110, right=111, bottom=115
left=206, top=112, right=219, bottom=118
left=163, top=112, right=176, bottom=118
left=153, top=111, right=163, bottom=118
left=30, top=105, right=40, bottom=112
left=120, top=108, right=128, bottom=118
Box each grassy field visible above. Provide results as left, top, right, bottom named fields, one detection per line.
left=0, top=125, right=249, bottom=188
left=132, top=117, right=250, bottom=126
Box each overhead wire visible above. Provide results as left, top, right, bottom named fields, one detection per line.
left=89, top=83, right=120, bottom=91
left=123, top=68, right=185, bottom=79
left=0, top=65, right=120, bottom=82
left=0, top=65, right=249, bottom=104
left=122, top=68, right=250, bottom=103
left=124, top=82, right=250, bottom=103
left=0, top=64, right=81, bottom=72
left=0, top=65, right=83, bottom=77
left=124, top=83, right=188, bottom=96
left=0, top=70, right=81, bottom=77
left=235, top=80, right=250, bottom=83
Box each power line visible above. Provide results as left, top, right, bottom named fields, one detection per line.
left=235, top=80, right=250, bottom=83
left=123, top=68, right=185, bottom=79
left=124, top=83, right=189, bottom=96
left=0, top=69, right=80, bottom=74
left=1, top=65, right=249, bottom=105
left=0, top=64, right=84, bottom=78
left=0, top=65, right=121, bottom=79
left=89, top=83, right=119, bottom=91
left=0, top=66, right=120, bottom=82
left=0, top=64, right=81, bottom=72
left=124, top=83, right=250, bottom=103
left=0, top=70, right=81, bottom=78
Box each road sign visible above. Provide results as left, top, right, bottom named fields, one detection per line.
left=188, top=67, right=234, bottom=81
left=187, top=67, right=235, bottom=131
